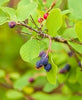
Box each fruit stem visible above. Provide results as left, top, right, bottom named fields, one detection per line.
left=46, top=35, right=52, bottom=57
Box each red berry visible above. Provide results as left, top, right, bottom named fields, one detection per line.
left=38, top=17, right=43, bottom=23
left=43, top=13, right=49, bottom=19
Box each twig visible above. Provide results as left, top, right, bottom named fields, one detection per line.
left=30, top=15, right=40, bottom=30
left=70, top=38, right=82, bottom=45
left=47, top=0, right=56, bottom=13
left=46, top=35, right=52, bottom=56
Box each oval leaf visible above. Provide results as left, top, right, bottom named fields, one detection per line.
left=46, top=8, right=62, bottom=36
left=16, top=3, right=37, bottom=21
left=20, top=39, right=46, bottom=63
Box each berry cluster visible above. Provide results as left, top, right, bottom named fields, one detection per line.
left=59, top=64, right=71, bottom=74
left=38, top=13, right=49, bottom=23
left=9, top=21, right=16, bottom=28
left=36, top=51, right=51, bottom=72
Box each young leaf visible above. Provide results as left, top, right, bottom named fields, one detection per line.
left=75, top=21, right=82, bottom=42
left=20, top=39, right=46, bottom=63
left=16, top=3, right=37, bottom=21
left=46, top=8, right=62, bottom=36
left=46, top=54, right=58, bottom=84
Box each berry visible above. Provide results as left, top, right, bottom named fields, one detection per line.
left=40, top=57, right=48, bottom=66
left=44, top=63, right=52, bottom=72
left=68, top=52, right=73, bottom=57
left=9, top=21, right=16, bottom=28
left=38, top=17, right=43, bottom=23
left=36, top=60, right=43, bottom=68
left=28, top=77, right=34, bottom=83
left=59, top=69, right=67, bottom=74
left=64, top=64, right=71, bottom=71
left=39, top=51, right=45, bottom=57
left=43, top=13, right=49, bottom=19
left=78, top=61, right=82, bottom=67
left=59, top=64, right=71, bottom=74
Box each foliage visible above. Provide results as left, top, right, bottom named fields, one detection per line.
left=0, top=0, right=82, bottom=100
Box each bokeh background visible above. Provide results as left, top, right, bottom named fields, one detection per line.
left=0, top=0, right=82, bottom=100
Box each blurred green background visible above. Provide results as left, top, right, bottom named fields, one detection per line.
left=0, top=0, right=82, bottom=100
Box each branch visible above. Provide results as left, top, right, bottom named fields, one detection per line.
left=17, top=21, right=81, bottom=66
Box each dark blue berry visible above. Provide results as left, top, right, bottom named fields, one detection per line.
left=64, top=64, right=71, bottom=71
left=44, top=63, right=52, bottom=72
left=39, top=51, right=45, bottom=57
left=78, top=61, right=82, bottom=67
left=41, top=53, right=46, bottom=58
left=59, top=64, right=71, bottom=74
left=36, top=60, right=43, bottom=68
left=9, top=21, right=16, bottom=28
left=68, top=52, right=73, bottom=57
left=40, top=57, right=48, bottom=66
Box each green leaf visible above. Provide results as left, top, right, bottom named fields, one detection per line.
left=17, top=0, right=31, bottom=7
left=0, top=9, right=9, bottom=25
left=76, top=68, right=82, bottom=84
left=62, top=27, right=77, bottom=40
left=68, top=0, right=82, bottom=20
left=46, top=54, right=58, bottom=84
left=1, top=7, right=17, bottom=21
left=68, top=41, right=82, bottom=54
left=6, top=90, right=23, bottom=99
left=0, top=0, right=9, bottom=6
left=16, top=3, right=37, bottom=21
left=20, top=39, right=46, bottom=63
left=14, top=72, right=33, bottom=89
left=75, top=21, right=82, bottom=42
left=46, top=8, right=62, bottom=36
left=61, top=10, right=71, bottom=15
left=43, top=83, right=58, bottom=92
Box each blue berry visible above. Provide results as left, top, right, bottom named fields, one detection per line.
left=9, top=21, right=16, bottom=28
left=44, top=63, right=52, bottom=72
left=64, top=64, right=71, bottom=71
left=59, top=64, right=71, bottom=74
left=39, top=51, right=45, bottom=57
left=78, top=61, right=82, bottom=67
left=68, top=52, right=73, bottom=57
left=40, top=57, right=48, bottom=66
left=36, top=60, right=43, bottom=68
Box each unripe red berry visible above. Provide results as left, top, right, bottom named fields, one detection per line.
left=9, top=21, right=16, bottom=28
left=28, top=77, right=34, bottom=83
left=43, top=13, right=49, bottom=19
left=38, top=17, right=43, bottom=23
